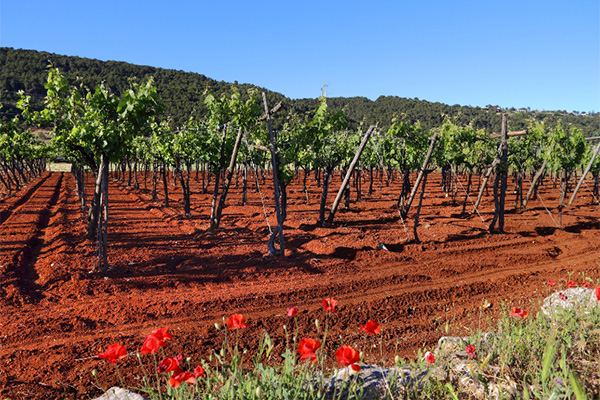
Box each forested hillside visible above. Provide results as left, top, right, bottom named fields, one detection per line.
left=1, top=47, right=597, bottom=135
left=0, top=47, right=287, bottom=128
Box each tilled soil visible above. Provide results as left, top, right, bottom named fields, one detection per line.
left=0, top=170, right=598, bottom=399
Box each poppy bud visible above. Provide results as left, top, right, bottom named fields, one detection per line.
left=255, top=386, right=262, bottom=398
left=394, top=355, right=401, bottom=365
left=92, top=369, right=98, bottom=377
left=315, top=319, right=320, bottom=332
left=186, top=357, right=192, bottom=363
left=220, top=348, right=226, bottom=357
left=215, top=323, right=221, bottom=331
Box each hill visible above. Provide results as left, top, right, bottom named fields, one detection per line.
left=1, top=47, right=597, bottom=135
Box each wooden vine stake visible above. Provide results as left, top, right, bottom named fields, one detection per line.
left=568, top=142, right=600, bottom=206
left=401, top=131, right=439, bottom=218
left=327, top=125, right=375, bottom=225
left=212, top=127, right=244, bottom=230
left=209, top=125, right=228, bottom=229
left=96, top=154, right=109, bottom=271
left=262, top=93, right=285, bottom=256
left=413, top=169, right=434, bottom=243
left=474, top=128, right=529, bottom=213
left=522, top=158, right=548, bottom=208
left=488, top=114, right=509, bottom=233
left=473, top=155, right=498, bottom=214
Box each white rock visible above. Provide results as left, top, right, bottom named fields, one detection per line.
left=92, top=387, right=148, bottom=400
left=541, top=288, right=599, bottom=319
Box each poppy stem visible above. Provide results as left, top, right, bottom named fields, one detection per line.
left=293, top=316, right=299, bottom=348
left=320, top=314, right=329, bottom=371
left=92, top=371, right=107, bottom=394
left=152, top=353, right=163, bottom=400
left=115, top=364, right=127, bottom=396
left=283, top=324, right=290, bottom=353
left=233, top=329, right=240, bottom=377
left=367, top=335, right=373, bottom=364
left=135, top=353, right=151, bottom=392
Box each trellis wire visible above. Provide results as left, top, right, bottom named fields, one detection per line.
left=454, top=172, right=487, bottom=224
left=254, top=171, right=273, bottom=234
left=396, top=207, right=411, bottom=241
left=243, top=134, right=273, bottom=236
left=253, top=168, right=273, bottom=235
left=516, top=159, right=559, bottom=227
left=582, top=180, right=600, bottom=205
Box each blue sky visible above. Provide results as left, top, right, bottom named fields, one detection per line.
left=1, top=1, right=599, bottom=112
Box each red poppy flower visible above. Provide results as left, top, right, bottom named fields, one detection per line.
left=226, top=314, right=249, bottom=329
left=152, top=327, right=173, bottom=342
left=298, top=338, right=320, bottom=362
left=582, top=281, right=591, bottom=288
left=510, top=307, right=528, bottom=319
left=322, top=298, right=338, bottom=313
left=360, top=320, right=381, bottom=335
left=140, top=334, right=160, bottom=354
left=287, top=306, right=298, bottom=317
left=567, top=280, right=577, bottom=288
left=168, top=367, right=196, bottom=388
left=193, top=365, right=206, bottom=378
left=546, top=280, right=556, bottom=286
left=465, top=345, right=476, bottom=359
left=335, top=345, right=361, bottom=371
left=595, top=286, right=600, bottom=301
left=425, top=351, right=435, bottom=364
left=99, top=343, right=127, bottom=364
left=559, top=292, right=567, bottom=301
left=158, top=354, right=183, bottom=373
left=141, top=327, right=173, bottom=354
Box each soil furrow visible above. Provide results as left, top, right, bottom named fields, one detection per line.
left=0, top=173, right=64, bottom=304
left=0, top=172, right=52, bottom=227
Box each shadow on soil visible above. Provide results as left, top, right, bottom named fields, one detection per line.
left=516, top=217, right=599, bottom=238
left=100, top=226, right=332, bottom=289
left=0, top=173, right=51, bottom=227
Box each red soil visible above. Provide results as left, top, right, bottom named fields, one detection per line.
left=0, top=170, right=598, bottom=399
